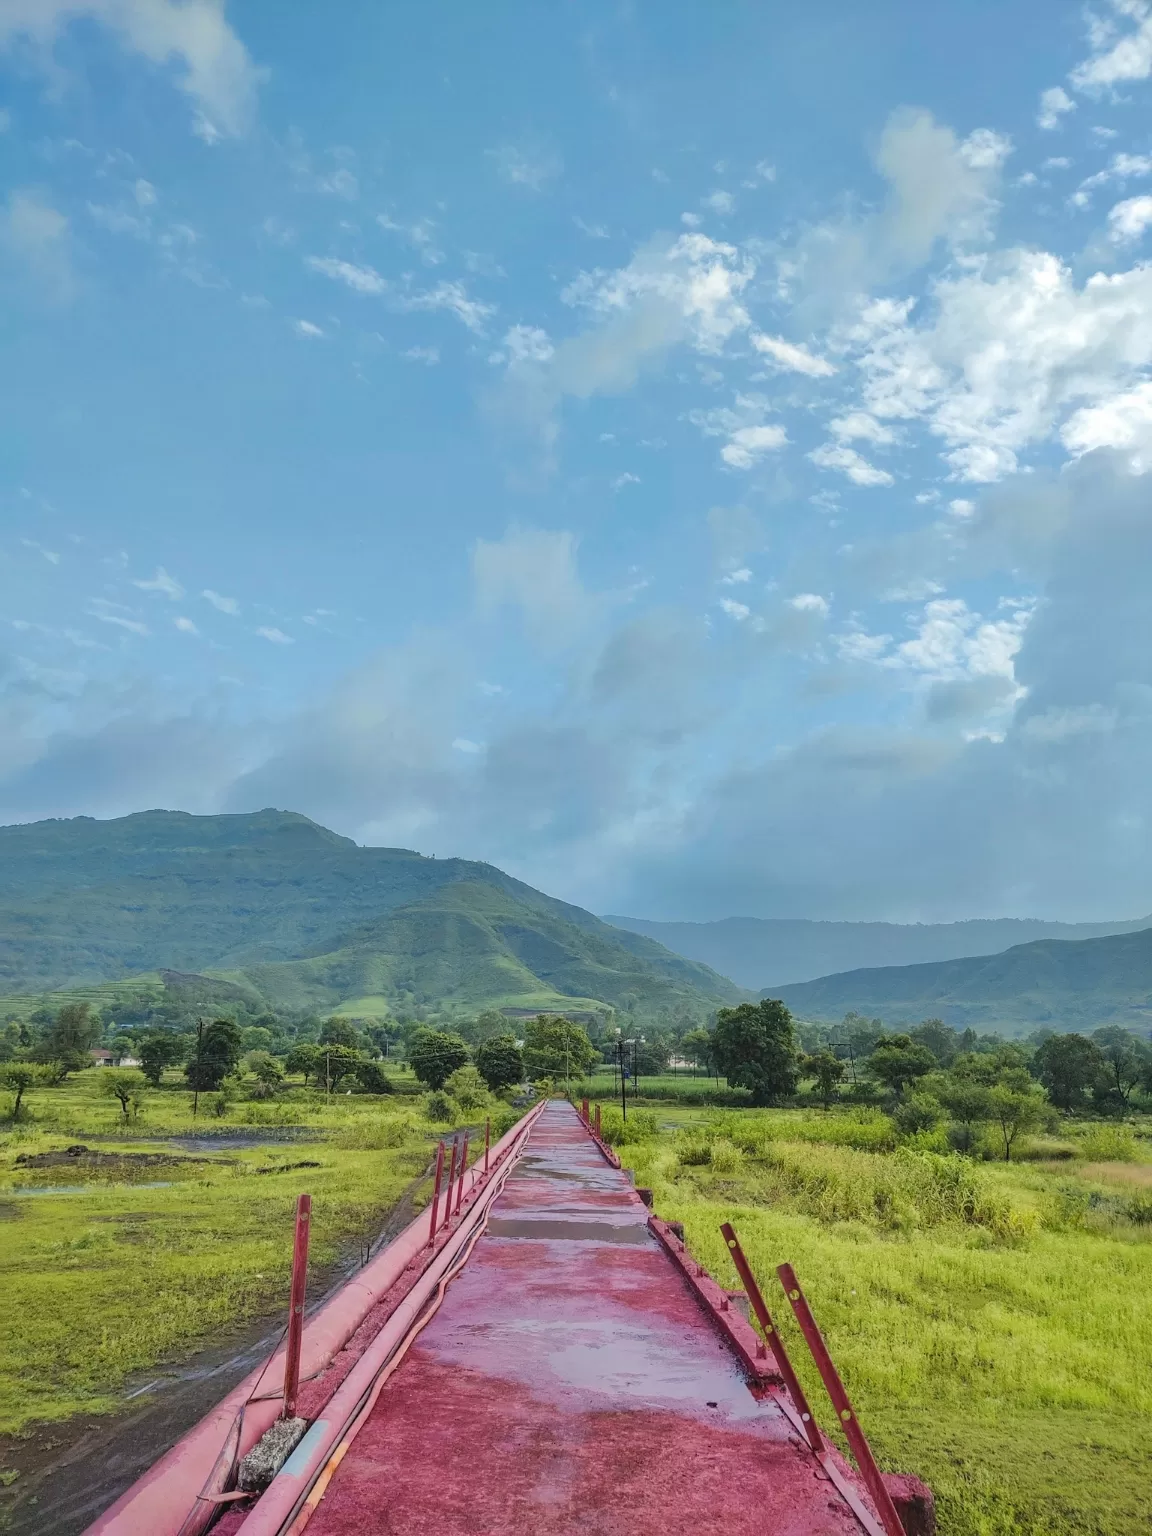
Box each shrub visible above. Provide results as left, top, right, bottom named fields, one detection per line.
left=424, top=1090, right=454, bottom=1123
left=708, top=1137, right=744, bottom=1174
left=893, top=1093, right=943, bottom=1137
left=599, top=1108, right=658, bottom=1146
left=674, top=1133, right=715, bottom=1166
left=353, top=1061, right=393, bottom=1095
left=444, top=1065, right=489, bottom=1111
left=1077, top=1125, right=1139, bottom=1162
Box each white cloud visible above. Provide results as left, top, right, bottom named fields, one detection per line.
left=809, top=442, right=894, bottom=486
left=703, top=190, right=735, bottom=214
left=472, top=526, right=595, bottom=648
left=1037, top=86, right=1076, bottom=130
left=750, top=331, right=836, bottom=377
left=689, top=394, right=787, bottom=469
left=401, top=281, right=494, bottom=334
left=721, top=568, right=752, bottom=585
left=1070, top=1, right=1152, bottom=92
left=133, top=566, right=183, bottom=599
left=305, top=256, right=388, bottom=295
left=0, top=188, right=71, bottom=297
left=611, top=472, right=641, bottom=490
left=840, top=250, right=1152, bottom=481
left=256, top=626, right=293, bottom=644
left=1108, top=193, right=1152, bottom=242
left=134, top=178, right=157, bottom=206
left=721, top=424, right=787, bottom=468
left=789, top=593, right=829, bottom=615
left=499, top=324, right=554, bottom=365
left=316, top=168, right=358, bottom=199
left=719, top=597, right=751, bottom=620
left=452, top=737, right=482, bottom=754
left=21, top=538, right=59, bottom=564
left=202, top=588, right=239, bottom=614
left=1062, top=378, right=1152, bottom=468
left=487, top=142, right=562, bottom=191
left=828, top=411, right=897, bottom=445
left=293, top=319, right=325, bottom=338
left=0, top=0, right=260, bottom=139
left=402, top=345, right=439, bottom=365
left=174, top=615, right=199, bottom=635
left=87, top=602, right=149, bottom=636
left=377, top=211, right=443, bottom=264
left=1069, top=151, right=1152, bottom=208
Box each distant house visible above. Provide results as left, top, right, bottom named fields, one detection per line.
left=90, top=1049, right=113, bottom=1066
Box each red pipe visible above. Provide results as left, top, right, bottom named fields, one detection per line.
left=453, top=1134, right=469, bottom=1216
left=282, top=1195, right=312, bottom=1420
left=85, top=1104, right=546, bottom=1536
left=443, top=1139, right=459, bottom=1229
left=776, top=1263, right=905, bottom=1536
left=427, top=1142, right=446, bottom=1245
left=720, top=1224, right=822, bottom=1452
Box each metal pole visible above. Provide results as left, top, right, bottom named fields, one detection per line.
left=453, top=1134, right=470, bottom=1215
left=427, top=1141, right=446, bottom=1244
left=776, top=1262, right=905, bottom=1536
left=720, top=1224, right=823, bottom=1452
left=443, top=1137, right=459, bottom=1229
left=282, top=1193, right=311, bottom=1419
left=619, top=1039, right=627, bottom=1122
left=581, top=1096, right=589, bottom=1123
left=484, top=1116, right=491, bottom=1175
left=594, top=1103, right=601, bottom=1135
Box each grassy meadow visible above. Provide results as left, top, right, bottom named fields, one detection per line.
left=603, top=1101, right=1152, bottom=1536
left=0, top=1072, right=448, bottom=1439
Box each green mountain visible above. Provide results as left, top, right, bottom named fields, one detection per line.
left=0, top=810, right=742, bottom=1021
left=604, top=912, right=1152, bottom=989
left=767, top=927, right=1152, bottom=1032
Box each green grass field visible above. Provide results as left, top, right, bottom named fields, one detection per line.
left=608, top=1104, right=1152, bottom=1536
left=0, top=1074, right=441, bottom=1439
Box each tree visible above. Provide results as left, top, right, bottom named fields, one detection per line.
left=476, top=1034, right=524, bottom=1093
left=353, top=1060, right=393, bottom=1095
left=893, top=1093, right=943, bottom=1136
left=936, top=1077, right=994, bottom=1153
left=522, top=1017, right=597, bottom=1081
left=988, top=1078, right=1049, bottom=1161
left=712, top=1000, right=799, bottom=1106
left=285, top=1043, right=324, bottom=1086
left=1033, top=1033, right=1105, bottom=1110
left=803, top=1050, right=846, bottom=1109
left=318, top=1044, right=362, bottom=1092
left=109, top=1033, right=139, bottom=1065
left=33, top=1003, right=101, bottom=1072
left=909, top=1019, right=961, bottom=1067
left=1, top=1063, right=50, bottom=1120
left=244, top=1051, right=284, bottom=1096
left=139, top=1033, right=186, bottom=1086
left=1091, top=1027, right=1149, bottom=1108
left=681, top=1028, right=714, bottom=1078
left=101, top=1068, right=147, bottom=1122
left=319, top=1017, right=361, bottom=1050
left=408, top=1030, right=470, bottom=1090
left=444, top=1064, right=489, bottom=1109
left=240, top=1026, right=274, bottom=1054
left=867, top=1035, right=937, bottom=1099
left=184, top=1018, right=243, bottom=1094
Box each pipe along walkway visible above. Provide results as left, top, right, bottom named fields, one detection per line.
left=216, top=1100, right=901, bottom=1536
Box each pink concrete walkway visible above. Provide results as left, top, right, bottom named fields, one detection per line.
left=304, top=1100, right=868, bottom=1536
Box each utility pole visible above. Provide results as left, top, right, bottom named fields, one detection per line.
left=191, top=1016, right=205, bottom=1119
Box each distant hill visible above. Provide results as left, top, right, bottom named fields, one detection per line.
left=766, top=927, right=1152, bottom=1032
left=603, top=913, right=1152, bottom=989
left=0, top=810, right=742, bottom=1021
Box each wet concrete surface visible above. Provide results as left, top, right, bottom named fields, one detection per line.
left=306, top=1102, right=864, bottom=1536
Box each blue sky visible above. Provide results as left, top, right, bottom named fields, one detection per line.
left=4, top=0, right=1152, bottom=923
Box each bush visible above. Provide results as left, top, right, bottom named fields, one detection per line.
left=893, top=1093, right=943, bottom=1137
left=353, top=1061, right=393, bottom=1095
left=332, top=1116, right=417, bottom=1149
left=444, top=1065, right=489, bottom=1111
left=674, top=1133, right=715, bottom=1166
left=708, top=1137, right=744, bottom=1174
left=1077, top=1125, right=1139, bottom=1162
left=599, top=1108, right=658, bottom=1146
left=424, top=1090, right=454, bottom=1123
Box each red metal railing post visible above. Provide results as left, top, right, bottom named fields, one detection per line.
left=594, top=1103, right=601, bottom=1134
left=453, top=1134, right=470, bottom=1215
left=427, top=1141, right=446, bottom=1245
left=442, top=1138, right=459, bottom=1229
left=484, top=1116, right=491, bottom=1175
left=720, top=1224, right=823, bottom=1453
left=776, top=1263, right=905, bottom=1536
left=581, top=1097, right=589, bottom=1123
left=282, top=1193, right=311, bottom=1419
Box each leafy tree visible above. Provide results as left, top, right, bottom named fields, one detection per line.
left=867, top=1035, right=937, bottom=1099
left=33, top=1003, right=101, bottom=1072
left=522, top=1017, right=597, bottom=1081
left=803, top=1049, right=846, bottom=1109
left=318, top=1044, right=363, bottom=1091
left=893, top=1093, right=943, bottom=1136
left=409, top=1030, right=470, bottom=1090
left=101, top=1068, right=147, bottom=1122
left=353, top=1060, right=393, bottom=1094
left=365, top=1023, right=398, bottom=1058
left=240, top=1026, right=274, bottom=1054
left=1, top=1063, right=50, bottom=1120
left=185, top=1018, right=243, bottom=1094
left=139, top=1032, right=186, bottom=1086
left=1033, top=1033, right=1105, bottom=1110
left=1091, top=1027, right=1149, bottom=1107
left=476, top=1034, right=524, bottom=1092
left=633, top=1034, right=671, bottom=1076
left=458, top=1010, right=510, bottom=1047
left=109, top=1033, right=139, bottom=1065
left=936, top=1077, right=995, bottom=1153
left=319, top=1017, right=361, bottom=1050
left=445, top=1064, right=489, bottom=1110
left=681, top=1028, right=714, bottom=1077
left=712, top=1000, right=799, bottom=1106
left=285, top=1043, right=324, bottom=1085
left=988, top=1077, right=1049, bottom=1161
left=244, top=1051, right=284, bottom=1096
left=909, top=1019, right=961, bottom=1067
left=842, top=1013, right=886, bottom=1061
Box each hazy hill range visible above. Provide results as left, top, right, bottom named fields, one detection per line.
left=766, top=927, right=1152, bottom=1032
left=0, top=810, right=742, bottom=1021
left=603, top=913, right=1151, bottom=990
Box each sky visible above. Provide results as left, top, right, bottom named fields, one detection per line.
left=4, top=1, right=1152, bottom=923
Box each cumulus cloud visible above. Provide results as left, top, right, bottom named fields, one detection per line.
left=0, top=0, right=261, bottom=139
left=1108, top=193, right=1152, bottom=242
left=1037, top=85, right=1076, bottom=130
left=750, top=332, right=836, bottom=376
left=689, top=395, right=787, bottom=468
left=809, top=442, right=894, bottom=486
left=1070, top=0, right=1152, bottom=93
left=203, top=589, right=239, bottom=614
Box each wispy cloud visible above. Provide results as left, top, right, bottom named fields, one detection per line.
left=203, top=589, right=239, bottom=614
left=134, top=566, right=184, bottom=599
left=256, top=626, right=293, bottom=644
